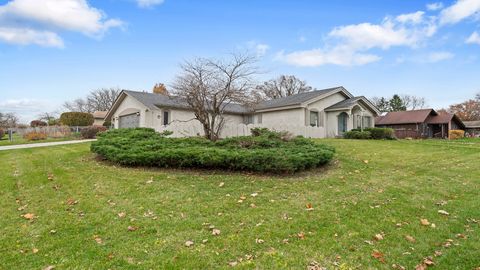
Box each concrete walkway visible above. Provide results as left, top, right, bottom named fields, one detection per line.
left=0, top=139, right=96, bottom=151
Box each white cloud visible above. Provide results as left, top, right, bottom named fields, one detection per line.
left=0, top=27, right=64, bottom=47
left=136, top=0, right=165, bottom=8
left=396, top=11, right=426, bottom=24
left=255, top=43, right=270, bottom=56
left=276, top=47, right=381, bottom=67
left=0, top=0, right=123, bottom=47
left=427, top=51, right=454, bottom=62
left=0, top=98, right=55, bottom=122
left=466, top=31, right=480, bottom=44
left=329, top=18, right=432, bottom=50
left=426, top=2, right=444, bottom=11
left=439, top=0, right=480, bottom=25
left=278, top=9, right=439, bottom=67
left=246, top=41, right=270, bottom=56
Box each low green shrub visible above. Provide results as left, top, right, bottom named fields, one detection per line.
left=344, top=131, right=371, bottom=139
left=346, top=128, right=395, bottom=140
left=91, top=128, right=335, bottom=173
left=364, top=128, right=395, bottom=140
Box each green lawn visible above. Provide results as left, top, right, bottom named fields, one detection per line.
left=0, top=139, right=479, bottom=269
left=0, top=133, right=81, bottom=146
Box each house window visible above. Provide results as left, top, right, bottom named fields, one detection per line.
left=310, top=111, right=319, bottom=127
left=163, top=111, right=169, bottom=125
left=244, top=115, right=254, bottom=125
left=257, top=113, right=262, bottom=124
left=356, top=115, right=362, bottom=129
left=363, top=116, right=371, bottom=128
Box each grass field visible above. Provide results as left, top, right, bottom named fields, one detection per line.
left=0, top=139, right=479, bottom=269
left=0, top=133, right=80, bottom=146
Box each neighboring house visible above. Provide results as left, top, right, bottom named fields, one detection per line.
left=92, top=111, right=108, bottom=126
left=375, top=109, right=465, bottom=139
left=464, top=121, right=480, bottom=137
left=104, top=87, right=380, bottom=138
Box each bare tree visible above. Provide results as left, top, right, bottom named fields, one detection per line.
left=63, top=88, right=121, bottom=113
left=370, top=97, right=390, bottom=112
left=256, top=75, right=312, bottom=100
left=448, top=99, right=480, bottom=121
left=0, top=112, right=19, bottom=128
left=63, top=98, right=91, bottom=113
left=172, top=53, right=258, bottom=141
left=400, top=95, right=427, bottom=110
left=37, top=111, right=60, bottom=126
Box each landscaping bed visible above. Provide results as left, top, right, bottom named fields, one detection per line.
left=91, top=128, right=335, bottom=173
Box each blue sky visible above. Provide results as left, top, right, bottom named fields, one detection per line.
left=1, top=0, right=480, bottom=122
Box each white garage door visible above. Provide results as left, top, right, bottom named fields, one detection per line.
left=119, top=113, right=140, bottom=128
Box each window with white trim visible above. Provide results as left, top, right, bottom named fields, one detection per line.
left=310, top=111, right=319, bottom=127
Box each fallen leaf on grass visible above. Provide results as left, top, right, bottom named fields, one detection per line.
left=405, top=235, right=416, bottom=243
left=306, top=260, right=327, bottom=270
left=22, top=213, right=35, bottom=220
left=228, top=261, right=238, bottom=267
left=420, top=219, right=430, bottom=226
left=185, top=240, right=194, bottom=247
left=392, top=264, right=406, bottom=270
left=363, top=160, right=369, bottom=164
left=297, top=232, right=305, bottom=239
left=66, top=198, right=78, bottom=206
left=255, top=238, right=264, bottom=244
left=373, top=233, right=384, bottom=241
left=118, top=212, right=126, bottom=218
left=47, top=173, right=54, bottom=181
left=250, top=193, right=258, bottom=197
left=218, top=182, right=225, bottom=187
left=212, top=229, right=221, bottom=236
left=32, top=248, right=39, bottom=254
left=372, top=250, right=385, bottom=263
left=456, top=233, right=466, bottom=239
left=127, top=226, right=138, bottom=232
left=306, top=203, right=314, bottom=211
left=438, top=210, right=449, bottom=216
left=93, top=235, right=103, bottom=244
left=43, top=266, right=55, bottom=270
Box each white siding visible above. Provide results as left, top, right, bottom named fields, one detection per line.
left=112, top=95, right=150, bottom=129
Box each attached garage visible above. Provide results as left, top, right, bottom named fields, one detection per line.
left=119, top=113, right=140, bottom=128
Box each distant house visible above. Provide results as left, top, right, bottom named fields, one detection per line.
left=104, top=86, right=380, bottom=138
left=92, top=111, right=108, bottom=126
left=464, top=121, right=480, bottom=137
left=375, top=109, right=465, bottom=139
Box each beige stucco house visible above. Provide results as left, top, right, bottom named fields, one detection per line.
left=105, top=86, right=380, bottom=138
left=92, top=111, right=108, bottom=126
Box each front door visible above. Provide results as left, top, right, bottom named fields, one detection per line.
left=338, top=112, right=348, bottom=135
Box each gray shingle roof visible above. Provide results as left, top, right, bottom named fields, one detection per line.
left=124, top=90, right=250, bottom=114
left=325, top=96, right=364, bottom=111
left=255, top=87, right=343, bottom=110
